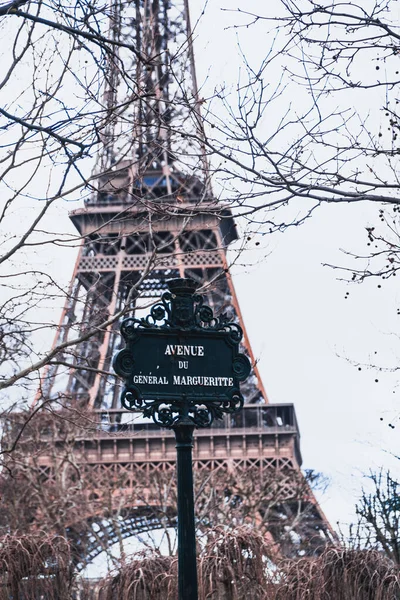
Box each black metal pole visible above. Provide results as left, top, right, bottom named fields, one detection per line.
left=173, top=417, right=198, bottom=600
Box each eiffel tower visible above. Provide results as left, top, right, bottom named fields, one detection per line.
left=21, top=0, right=334, bottom=571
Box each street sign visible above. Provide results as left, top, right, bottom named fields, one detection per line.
left=115, top=329, right=250, bottom=400
left=113, top=278, right=251, bottom=427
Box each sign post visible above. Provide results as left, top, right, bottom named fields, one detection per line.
left=113, top=278, right=251, bottom=600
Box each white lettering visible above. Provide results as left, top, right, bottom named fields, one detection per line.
left=170, top=374, right=235, bottom=387
left=164, top=344, right=205, bottom=357
left=178, top=360, right=189, bottom=369
left=133, top=375, right=169, bottom=385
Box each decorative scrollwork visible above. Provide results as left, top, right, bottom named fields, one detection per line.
left=232, top=355, right=251, bottom=381
left=113, top=349, right=135, bottom=378
left=121, top=387, right=142, bottom=411
left=118, top=387, right=245, bottom=429
left=118, top=279, right=244, bottom=344
left=190, top=294, right=244, bottom=341
left=120, top=318, right=139, bottom=340
left=119, top=295, right=172, bottom=338
left=193, top=407, right=212, bottom=427
left=198, top=304, right=213, bottom=324
left=154, top=406, right=175, bottom=427
left=149, top=294, right=172, bottom=324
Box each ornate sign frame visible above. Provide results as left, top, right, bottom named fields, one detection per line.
left=113, top=278, right=251, bottom=428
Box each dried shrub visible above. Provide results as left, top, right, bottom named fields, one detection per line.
left=94, top=526, right=273, bottom=600
left=91, top=535, right=400, bottom=600
left=98, top=552, right=176, bottom=600
left=2, top=528, right=400, bottom=600
left=0, top=532, right=73, bottom=600
left=199, top=525, right=273, bottom=600
left=275, top=547, right=400, bottom=600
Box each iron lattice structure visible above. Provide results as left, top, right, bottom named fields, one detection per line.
left=27, top=0, right=334, bottom=568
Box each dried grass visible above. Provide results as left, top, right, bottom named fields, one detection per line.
left=96, top=534, right=400, bottom=600
left=198, top=525, right=272, bottom=599
left=97, top=552, right=176, bottom=599
left=1, top=529, right=399, bottom=599
left=275, top=547, right=400, bottom=600
left=0, top=532, right=73, bottom=599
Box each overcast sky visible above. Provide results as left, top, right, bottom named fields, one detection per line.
left=188, top=0, right=400, bottom=529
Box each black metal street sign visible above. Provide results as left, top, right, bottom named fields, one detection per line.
left=113, top=278, right=251, bottom=428
left=113, top=277, right=251, bottom=600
